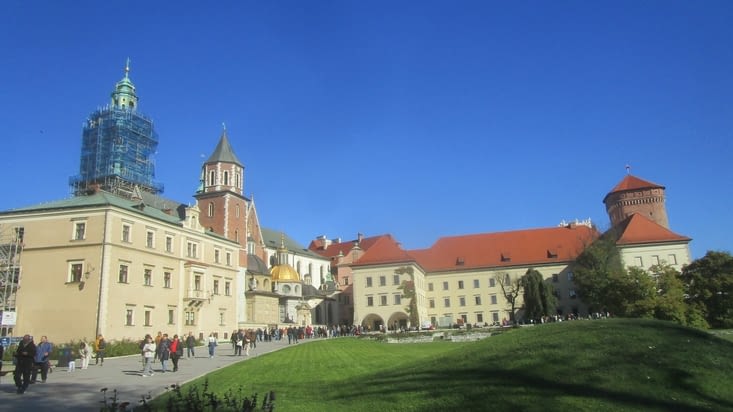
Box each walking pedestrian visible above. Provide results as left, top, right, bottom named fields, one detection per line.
left=159, top=334, right=170, bottom=373
left=207, top=333, right=217, bottom=358
left=185, top=332, right=196, bottom=358
left=169, top=334, right=182, bottom=372
left=13, top=334, right=36, bottom=394
left=95, top=334, right=106, bottom=365
left=31, top=335, right=53, bottom=383
left=141, top=336, right=155, bottom=377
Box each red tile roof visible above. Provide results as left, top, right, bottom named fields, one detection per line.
left=351, top=235, right=416, bottom=266
left=352, top=225, right=599, bottom=272
left=604, top=175, right=664, bottom=202
left=309, top=234, right=393, bottom=259
left=613, top=213, right=691, bottom=245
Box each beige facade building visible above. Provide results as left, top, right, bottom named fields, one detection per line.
left=0, top=192, right=240, bottom=342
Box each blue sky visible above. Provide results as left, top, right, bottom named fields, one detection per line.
left=1, top=1, right=731, bottom=259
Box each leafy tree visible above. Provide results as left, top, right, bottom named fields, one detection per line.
left=572, top=232, right=627, bottom=314
left=681, top=251, right=733, bottom=328
left=495, top=272, right=523, bottom=323
left=522, top=268, right=557, bottom=322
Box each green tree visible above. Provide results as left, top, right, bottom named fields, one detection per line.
left=572, top=232, right=627, bottom=314
left=495, top=272, right=523, bottom=323
left=681, top=251, right=733, bottom=328
left=522, top=268, right=557, bottom=322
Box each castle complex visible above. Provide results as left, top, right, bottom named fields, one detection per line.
left=0, top=63, right=692, bottom=340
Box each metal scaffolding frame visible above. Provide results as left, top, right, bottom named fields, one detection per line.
left=0, top=225, right=23, bottom=336
left=69, top=106, right=163, bottom=197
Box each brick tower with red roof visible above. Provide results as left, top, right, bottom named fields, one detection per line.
left=603, top=174, right=669, bottom=229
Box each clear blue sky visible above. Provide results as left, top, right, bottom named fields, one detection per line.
left=1, top=1, right=731, bottom=259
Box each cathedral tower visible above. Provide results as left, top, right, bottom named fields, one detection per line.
left=604, top=174, right=669, bottom=229
left=70, top=59, right=162, bottom=197
left=194, top=127, right=248, bottom=245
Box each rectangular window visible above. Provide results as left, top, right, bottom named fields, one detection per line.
left=380, top=295, right=387, bottom=306
left=429, top=299, right=435, bottom=308
left=552, top=273, right=559, bottom=282
left=569, top=289, right=577, bottom=299
left=394, top=294, right=401, bottom=305
left=219, top=312, right=225, bottom=326
left=366, top=277, right=373, bottom=287
left=165, top=236, right=173, bottom=253
left=490, top=294, right=497, bottom=305
left=428, top=283, right=434, bottom=291
left=474, top=296, right=482, bottom=305
left=367, top=296, right=374, bottom=307
left=476, top=313, right=484, bottom=323
left=168, top=309, right=175, bottom=325
left=213, top=280, right=220, bottom=295
left=489, top=278, right=496, bottom=288
left=492, top=312, right=499, bottom=323
left=187, top=242, right=198, bottom=258
left=122, top=224, right=131, bottom=243
left=343, top=277, right=350, bottom=286
left=225, top=281, right=231, bottom=296
left=226, top=252, right=232, bottom=266
left=651, top=255, right=660, bottom=265
left=146, top=231, right=155, bottom=248
left=444, top=298, right=451, bottom=308
left=443, top=281, right=449, bottom=290
left=567, top=272, right=574, bottom=281
left=393, top=274, right=400, bottom=285
left=185, top=311, right=196, bottom=326
left=458, top=280, right=464, bottom=289
left=74, top=222, right=86, bottom=240
left=125, top=309, right=134, bottom=326
left=461, top=314, right=468, bottom=323
left=459, top=297, right=466, bottom=306
left=634, top=256, right=643, bottom=267
left=379, top=276, right=386, bottom=286
left=194, top=275, right=202, bottom=291
left=343, top=295, right=350, bottom=305
left=215, top=249, right=221, bottom=263
left=119, top=264, right=128, bottom=283
left=164, top=272, right=172, bottom=288
left=143, top=269, right=152, bottom=286
left=473, top=279, right=480, bottom=288
left=69, top=262, right=83, bottom=283
left=668, top=254, right=677, bottom=265
left=144, top=310, right=152, bottom=326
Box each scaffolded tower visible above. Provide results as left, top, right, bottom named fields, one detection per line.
left=0, top=225, right=22, bottom=336
left=69, top=59, right=163, bottom=197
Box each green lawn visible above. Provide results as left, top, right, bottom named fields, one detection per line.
left=151, top=319, right=733, bottom=412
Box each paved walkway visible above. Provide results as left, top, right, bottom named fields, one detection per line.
left=0, top=338, right=301, bottom=411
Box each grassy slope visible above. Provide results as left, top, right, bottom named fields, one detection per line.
left=152, top=319, right=733, bottom=412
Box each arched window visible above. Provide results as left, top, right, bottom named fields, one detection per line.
left=209, top=170, right=215, bottom=186
left=223, top=171, right=229, bottom=186
left=235, top=172, right=240, bottom=188
left=235, top=204, right=240, bottom=218
left=208, top=202, right=214, bottom=217
left=296, top=261, right=301, bottom=275
left=308, top=263, right=313, bottom=275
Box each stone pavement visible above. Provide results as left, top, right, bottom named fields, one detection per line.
left=0, top=338, right=301, bottom=411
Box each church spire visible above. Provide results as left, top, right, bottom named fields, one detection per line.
left=110, top=58, right=138, bottom=110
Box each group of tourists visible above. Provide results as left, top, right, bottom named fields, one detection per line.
left=139, top=331, right=197, bottom=377
left=7, top=333, right=111, bottom=395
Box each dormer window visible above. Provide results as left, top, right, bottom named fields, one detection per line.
left=501, top=252, right=511, bottom=262
left=456, top=257, right=465, bottom=266
left=547, top=249, right=558, bottom=258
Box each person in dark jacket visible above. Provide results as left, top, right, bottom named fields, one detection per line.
left=14, top=334, right=37, bottom=394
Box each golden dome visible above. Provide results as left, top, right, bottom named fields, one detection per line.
left=270, top=264, right=300, bottom=282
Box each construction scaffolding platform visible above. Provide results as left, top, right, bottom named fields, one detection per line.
left=0, top=226, right=23, bottom=337
left=69, top=105, right=163, bottom=197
